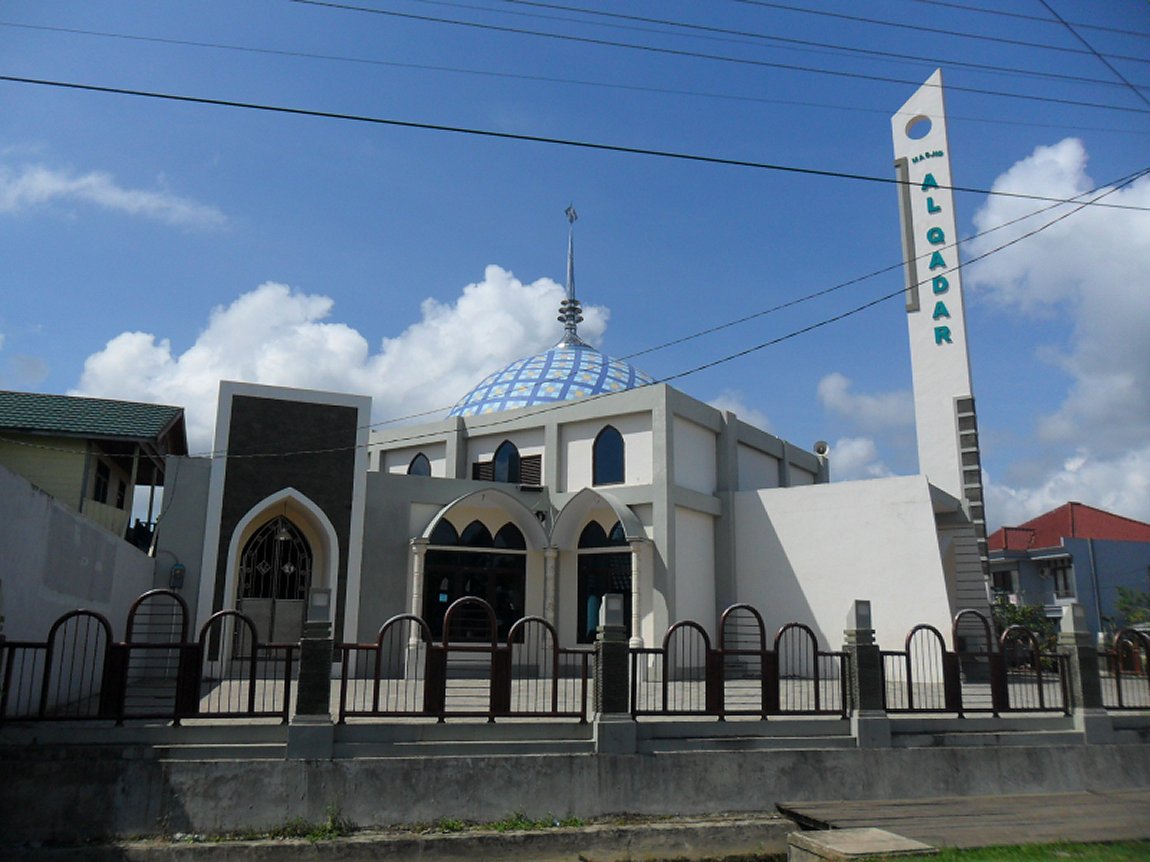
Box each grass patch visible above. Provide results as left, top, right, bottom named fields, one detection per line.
left=263, top=807, right=355, bottom=842
left=421, top=812, right=585, bottom=834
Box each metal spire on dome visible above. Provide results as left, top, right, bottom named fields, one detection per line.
left=557, top=204, right=587, bottom=347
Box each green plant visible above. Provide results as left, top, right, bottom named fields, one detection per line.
left=266, top=807, right=354, bottom=842
left=1114, top=587, right=1150, bottom=628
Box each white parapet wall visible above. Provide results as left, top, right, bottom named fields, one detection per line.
left=734, top=475, right=958, bottom=651
left=0, top=463, right=155, bottom=642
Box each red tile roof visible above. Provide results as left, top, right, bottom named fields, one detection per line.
left=988, top=502, right=1150, bottom=552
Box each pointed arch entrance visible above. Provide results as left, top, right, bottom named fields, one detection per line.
left=220, top=488, right=340, bottom=646
left=238, top=515, right=313, bottom=643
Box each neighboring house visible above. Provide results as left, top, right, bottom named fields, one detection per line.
left=0, top=390, right=187, bottom=546
left=0, top=391, right=188, bottom=640
left=987, top=502, right=1150, bottom=640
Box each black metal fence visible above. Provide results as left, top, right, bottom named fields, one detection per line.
left=338, top=597, right=592, bottom=723
left=880, top=610, right=1069, bottom=716
left=1099, top=629, right=1150, bottom=711
left=0, top=590, right=295, bottom=724
left=630, top=604, right=849, bottom=719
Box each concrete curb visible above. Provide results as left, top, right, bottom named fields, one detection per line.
left=0, top=815, right=795, bottom=862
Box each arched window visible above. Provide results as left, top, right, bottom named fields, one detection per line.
left=423, top=519, right=526, bottom=640
left=576, top=520, right=631, bottom=644
left=593, top=425, right=624, bottom=486
left=493, top=440, right=521, bottom=484
left=407, top=452, right=431, bottom=476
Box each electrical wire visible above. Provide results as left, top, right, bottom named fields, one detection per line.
left=486, top=0, right=1149, bottom=91
left=3, top=75, right=1147, bottom=213
left=732, top=0, right=1150, bottom=66
left=5, top=21, right=1145, bottom=138
left=902, top=0, right=1150, bottom=40
left=286, top=0, right=1150, bottom=114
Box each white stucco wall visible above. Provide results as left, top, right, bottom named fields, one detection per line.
left=673, top=506, right=716, bottom=635
left=559, top=412, right=653, bottom=491
left=672, top=417, right=717, bottom=495
left=736, top=443, right=780, bottom=490
left=467, top=428, right=545, bottom=463
left=380, top=442, right=447, bottom=477
left=733, top=475, right=956, bottom=652
left=0, top=464, right=155, bottom=642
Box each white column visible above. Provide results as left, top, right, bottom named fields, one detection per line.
left=628, top=538, right=645, bottom=648
left=543, top=546, right=558, bottom=625
left=409, top=538, right=428, bottom=647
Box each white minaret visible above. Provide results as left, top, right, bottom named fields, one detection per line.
left=892, top=69, right=987, bottom=564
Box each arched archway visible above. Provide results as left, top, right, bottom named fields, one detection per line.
left=221, top=488, right=340, bottom=644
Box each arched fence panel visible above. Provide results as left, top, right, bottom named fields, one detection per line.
left=952, top=609, right=1006, bottom=715
left=0, top=610, right=113, bottom=720
left=337, top=610, right=591, bottom=722
left=630, top=611, right=847, bottom=719
left=719, top=604, right=774, bottom=718
left=881, top=625, right=960, bottom=713
left=119, top=589, right=193, bottom=720
left=340, top=614, right=436, bottom=721
left=1099, top=629, right=1150, bottom=710
left=194, top=610, right=294, bottom=723
left=775, top=623, right=847, bottom=716
left=1000, top=625, right=1069, bottom=714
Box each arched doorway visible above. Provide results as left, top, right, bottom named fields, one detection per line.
left=577, top=520, right=631, bottom=644
left=423, top=519, right=527, bottom=641
left=237, top=515, right=313, bottom=643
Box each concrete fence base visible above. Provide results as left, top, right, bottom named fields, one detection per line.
left=3, top=738, right=1150, bottom=845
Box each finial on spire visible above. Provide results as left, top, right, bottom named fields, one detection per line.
left=558, top=204, right=585, bottom=346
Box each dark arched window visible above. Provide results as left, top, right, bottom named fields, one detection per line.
left=460, top=520, right=494, bottom=547
left=576, top=520, right=631, bottom=644
left=593, top=425, right=624, bottom=486
left=408, top=452, right=431, bottom=476
left=493, top=440, right=521, bottom=484
left=429, top=519, right=459, bottom=546
left=493, top=523, right=526, bottom=549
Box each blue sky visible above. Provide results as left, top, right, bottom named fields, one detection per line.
left=1, top=0, right=1148, bottom=530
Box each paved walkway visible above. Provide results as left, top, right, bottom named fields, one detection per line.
left=777, top=790, right=1150, bottom=848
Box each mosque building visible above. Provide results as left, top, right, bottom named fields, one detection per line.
left=154, top=72, right=989, bottom=655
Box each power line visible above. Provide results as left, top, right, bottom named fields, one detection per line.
left=1037, top=0, right=1150, bottom=111
left=287, top=0, right=1150, bottom=114
left=4, top=74, right=1148, bottom=213
left=5, top=20, right=1144, bottom=139
left=488, top=0, right=1150, bottom=91
left=903, top=0, right=1150, bottom=40
left=732, top=0, right=1150, bottom=66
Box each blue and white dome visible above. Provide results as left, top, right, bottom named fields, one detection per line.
left=449, top=205, right=655, bottom=418
left=449, top=343, right=654, bottom=417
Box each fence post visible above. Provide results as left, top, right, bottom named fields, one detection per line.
left=1058, top=603, right=1113, bottom=744
left=593, top=593, right=636, bottom=754
left=842, top=600, right=890, bottom=748
left=287, top=591, right=335, bottom=760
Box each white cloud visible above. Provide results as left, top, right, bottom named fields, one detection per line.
left=966, top=139, right=1150, bottom=529
left=967, top=138, right=1150, bottom=455
left=816, top=372, right=913, bottom=432
left=707, top=390, right=772, bottom=432
left=827, top=436, right=896, bottom=481
left=0, top=163, right=225, bottom=228
left=985, top=446, right=1150, bottom=529
left=72, top=266, right=607, bottom=451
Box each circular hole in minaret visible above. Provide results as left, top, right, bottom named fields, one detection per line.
left=905, top=115, right=932, bottom=140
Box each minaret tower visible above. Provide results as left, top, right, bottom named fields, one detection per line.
left=892, top=69, right=988, bottom=568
